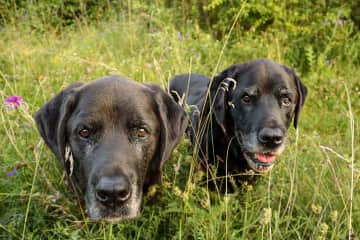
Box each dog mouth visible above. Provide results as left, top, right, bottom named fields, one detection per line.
left=243, top=151, right=278, bottom=173
left=86, top=197, right=141, bottom=221
left=86, top=182, right=142, bottom=221
left=87, top=206, right=140, bottom=222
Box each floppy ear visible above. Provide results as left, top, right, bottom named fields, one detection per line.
left=35, top=83, right=83, bottom=172
left=282, top=66, right=308, bottom=128
left=209, top=64, right=248, bottom=131
left=143, top=84, right=189, bottom=187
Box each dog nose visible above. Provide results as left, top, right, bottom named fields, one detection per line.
left=95, top=175, right=131, bottom=205
left=258, top=127, right=284, bottom=147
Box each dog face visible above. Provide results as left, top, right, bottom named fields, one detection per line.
left=35, top=75, right=188, bottom=221
left=211, top=59, right=307, bottom=173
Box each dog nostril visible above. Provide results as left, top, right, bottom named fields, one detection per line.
left=258, top=128, right=283, bottom=146
left=95, top=175, right=132, bottom=205
left=95, top=190, right=110, bottom=203
left=117, top=189, right=131, bottom=202
left=273, top=136, right=283, bottom=145
left=272, top=137, right=282, bottom=145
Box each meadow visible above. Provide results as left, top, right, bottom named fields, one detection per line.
left=0, top=1, right=359, bottom=239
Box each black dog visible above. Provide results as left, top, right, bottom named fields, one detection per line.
left=35, top=75, right=188, bottom=221
left=169, top=59, right=307, bottom=187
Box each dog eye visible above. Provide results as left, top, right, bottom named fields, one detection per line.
left=281, top=97, right=291, bottom=106
left=242, top=94, right=251, bottom=103
left=79, top=128, right=90, bottom=138
left=137, top=128, right=149, bottom=138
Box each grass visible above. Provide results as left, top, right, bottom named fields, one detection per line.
left=0, top=3, right=359, bottom=239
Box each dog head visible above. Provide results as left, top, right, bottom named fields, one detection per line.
left=210, top=59, right=307, bottom=173
left=35, top=75, right=188, bottom=221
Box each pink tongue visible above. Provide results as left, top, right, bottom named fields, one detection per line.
left=255, top=153, right=277, bottom=163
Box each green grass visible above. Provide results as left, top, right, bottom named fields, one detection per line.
left=0, top=3, right=359, bottom=240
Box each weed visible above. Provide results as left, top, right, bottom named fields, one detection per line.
left=0, top=1, right=359, bottom=239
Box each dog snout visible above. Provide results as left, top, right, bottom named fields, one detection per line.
left=95, top=175, right=132, bottom=206
left=258, top=127, right=284, bottom=148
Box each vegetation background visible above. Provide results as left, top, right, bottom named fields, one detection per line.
left=0, top=0, right=359, bottom=239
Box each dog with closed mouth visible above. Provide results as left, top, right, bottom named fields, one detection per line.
left=169, top=59, right=307, bottom=188
left=35, top=75, right=188, bottom=221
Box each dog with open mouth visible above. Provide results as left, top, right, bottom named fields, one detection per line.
left=169, top=59, right=307, bottom=188
left=35, top=75, right=188, bottom=221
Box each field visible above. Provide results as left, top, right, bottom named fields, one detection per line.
left=0, top=1, right=359, bottom=239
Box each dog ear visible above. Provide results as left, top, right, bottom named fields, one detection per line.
left=144, top=83, right=189, bottom=187
left=282, top=66, right=308, bottom=128
left=35, top=83, right=83, bottom=172
left=210, top=64, right=247, bottom=131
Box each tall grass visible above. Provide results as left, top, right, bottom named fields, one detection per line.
left=0, top=1, right=359, bottom=239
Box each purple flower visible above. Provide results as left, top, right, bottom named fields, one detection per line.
left=4, top=96, right=23, bottom=109
left=177, top=31, right=184, bottom=41
left=6, top=169, right=17, bottom=177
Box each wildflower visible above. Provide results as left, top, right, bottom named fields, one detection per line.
left=246, top=184, right=253, bottom=191
left=224, top=195, right=230, bottom=204
left=200, top=199, right=210, bottom=209
left=195, top=170, right=204, bottom=182
left=4, top=96, right=23, bottom=109
left=182, top=192, right=189, bottom=201
left=330, top=210, right=338, bottom=222
left=259, top=208, right=272, bottom=225
left=146, top=185, right=159, bottom=199
left=5, top=162, right=27, bottom=177
left=173, top=186, right=182, bottom=197
left=6, top=169, right=17, bottom=177
left=337, top=19, right=344, bottom=25
left=311, top=203, right=322, bottom=215
left=319, top=223, right=329, bottom=234
left=187, top=182, right=195, bottom=192
left=163, top=181, right=171, bottom=189
left=177, top=31, right=184, bottom=41
left=243, top=181, right=253, bottom=191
